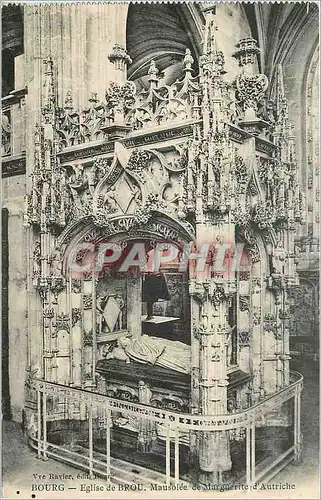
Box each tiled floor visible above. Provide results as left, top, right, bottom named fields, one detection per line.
left=2, top=360, right=319, bottom=499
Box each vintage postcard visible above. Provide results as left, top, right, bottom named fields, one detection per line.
left=1, top=1, right=320, bottom=499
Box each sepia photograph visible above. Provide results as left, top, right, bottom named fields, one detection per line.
left=1, top=1, right=320, bottom=498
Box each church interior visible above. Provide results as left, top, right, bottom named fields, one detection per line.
left=2, top=2, right=319, bottom=489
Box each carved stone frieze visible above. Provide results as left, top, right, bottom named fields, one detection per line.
left=189, top=280, right=227, bottom=308
left=83, top=295, right=93, bottom=309
left=83, top=330, right=93, bottom=346
left=255, top=137, right=276, bottom=155
left=238, top=330, right=250, bottom=347
left=2, top=155, right=26, bottom=178
left=239, top=271, right=250, bottom=281
left=126, top=53, right=200, bottom=130
left=71, top=279, right=82, bottom=294
left=152, top=395, right=188, bottom=413
left=239, top=295, right=250, bottom=311
left=105, top=81, right=136, bottom=125
left=108, top=44, right=132, bottom=70
left=252, top=308, right=261, bottom=326
left=58, top=142, right=114, bottom=163
left=232, top=38, right=269, bottom=133
left=72, top=308, right=82, bottom=327
left=234, top=155, right=249, bottom=194
left=252, top=200, right=275, bottom=229
left=122, top=123, right=195, bottom=149
left=126, top=149, right=151, bottom=183
left=235, top=73, right=268, bottom=115
left=53, top=314, right=70, bottom=335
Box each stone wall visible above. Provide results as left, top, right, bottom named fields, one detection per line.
left=215, top=4, right=257, bottom=79
left=2, top=175, right=27, bottom=422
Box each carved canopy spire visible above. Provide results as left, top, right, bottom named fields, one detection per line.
left=233, top=38, right=269, bottom=134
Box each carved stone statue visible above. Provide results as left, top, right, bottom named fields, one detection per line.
left=103, top=186, right=118, bottom=212
left=137, top=381, right=157, bottom=452
left=33, top=241, right=41, bottom=278
left=50, top=249, right=63, bottom=276
left=130, top=184, right=142, bottom=210
left=97, top=296, right=106, bottom=333
left=106, top=335, right=191, bottom=374
left=271, top=243, right=286, bottom=275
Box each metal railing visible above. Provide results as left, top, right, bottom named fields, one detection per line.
left=26, top=371, right=303, bottom=487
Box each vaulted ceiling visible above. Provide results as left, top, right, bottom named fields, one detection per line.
left=126, top=3, right=203, bottom=86
left=126, top=2, right=318, bottom=95
left=2, top=5, right=24, bottom=54
left=243, top=2, right=319, bottom=84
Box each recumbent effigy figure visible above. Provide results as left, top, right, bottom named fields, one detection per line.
left=105, top=334, right=191, bottom=374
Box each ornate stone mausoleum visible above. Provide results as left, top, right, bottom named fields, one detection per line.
left=2, top=2, right=319, bottom=487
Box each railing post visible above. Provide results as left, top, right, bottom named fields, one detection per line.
left=37, top=388, right=41, bottom=459
left=106, top=407, right=111, bottom=482
left=246, top=419, right=256, bottom=486
left=294, top=384, right=302, bottom=461
left=250, top=421, right=256, bottom=484
left=246, top=423, right=251, bottom=487
left=174, top=416, right=179, bottom=485
left=42, top=391, right=48, bottom=460
left=294, top=388, right=298, bottom=457
left=165, top=415, right=171, bottom=486
left=88, top=404, right=94, bottom=478
left=297, top=385, right=302, bottom=456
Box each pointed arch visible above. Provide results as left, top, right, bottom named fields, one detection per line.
left=55, top=210, right=195, bottom=277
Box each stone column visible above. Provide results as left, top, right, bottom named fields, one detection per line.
left=190, top=221, right=234, bottom=481
left=85, top=4, right=129, bottom=99
left=280, top=227, right=295, bottom=388
left=23, top=2, right=132, bottom=388
left=196, top=286, right=232, bottom=481
left=263, top=233, right=289, bottom=395
left=251, top=267, right=264, bottom=402
left=24, top=4, right=130, bottom=109
left=82, top=279, right=95, bottom=389
left=70, top=278, right=82, bottom=387
left=137, top=381, right=156, bottom=452
left=24, top=6, right=45, bottom=379
left=127, top=275, right=142, bottom=337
